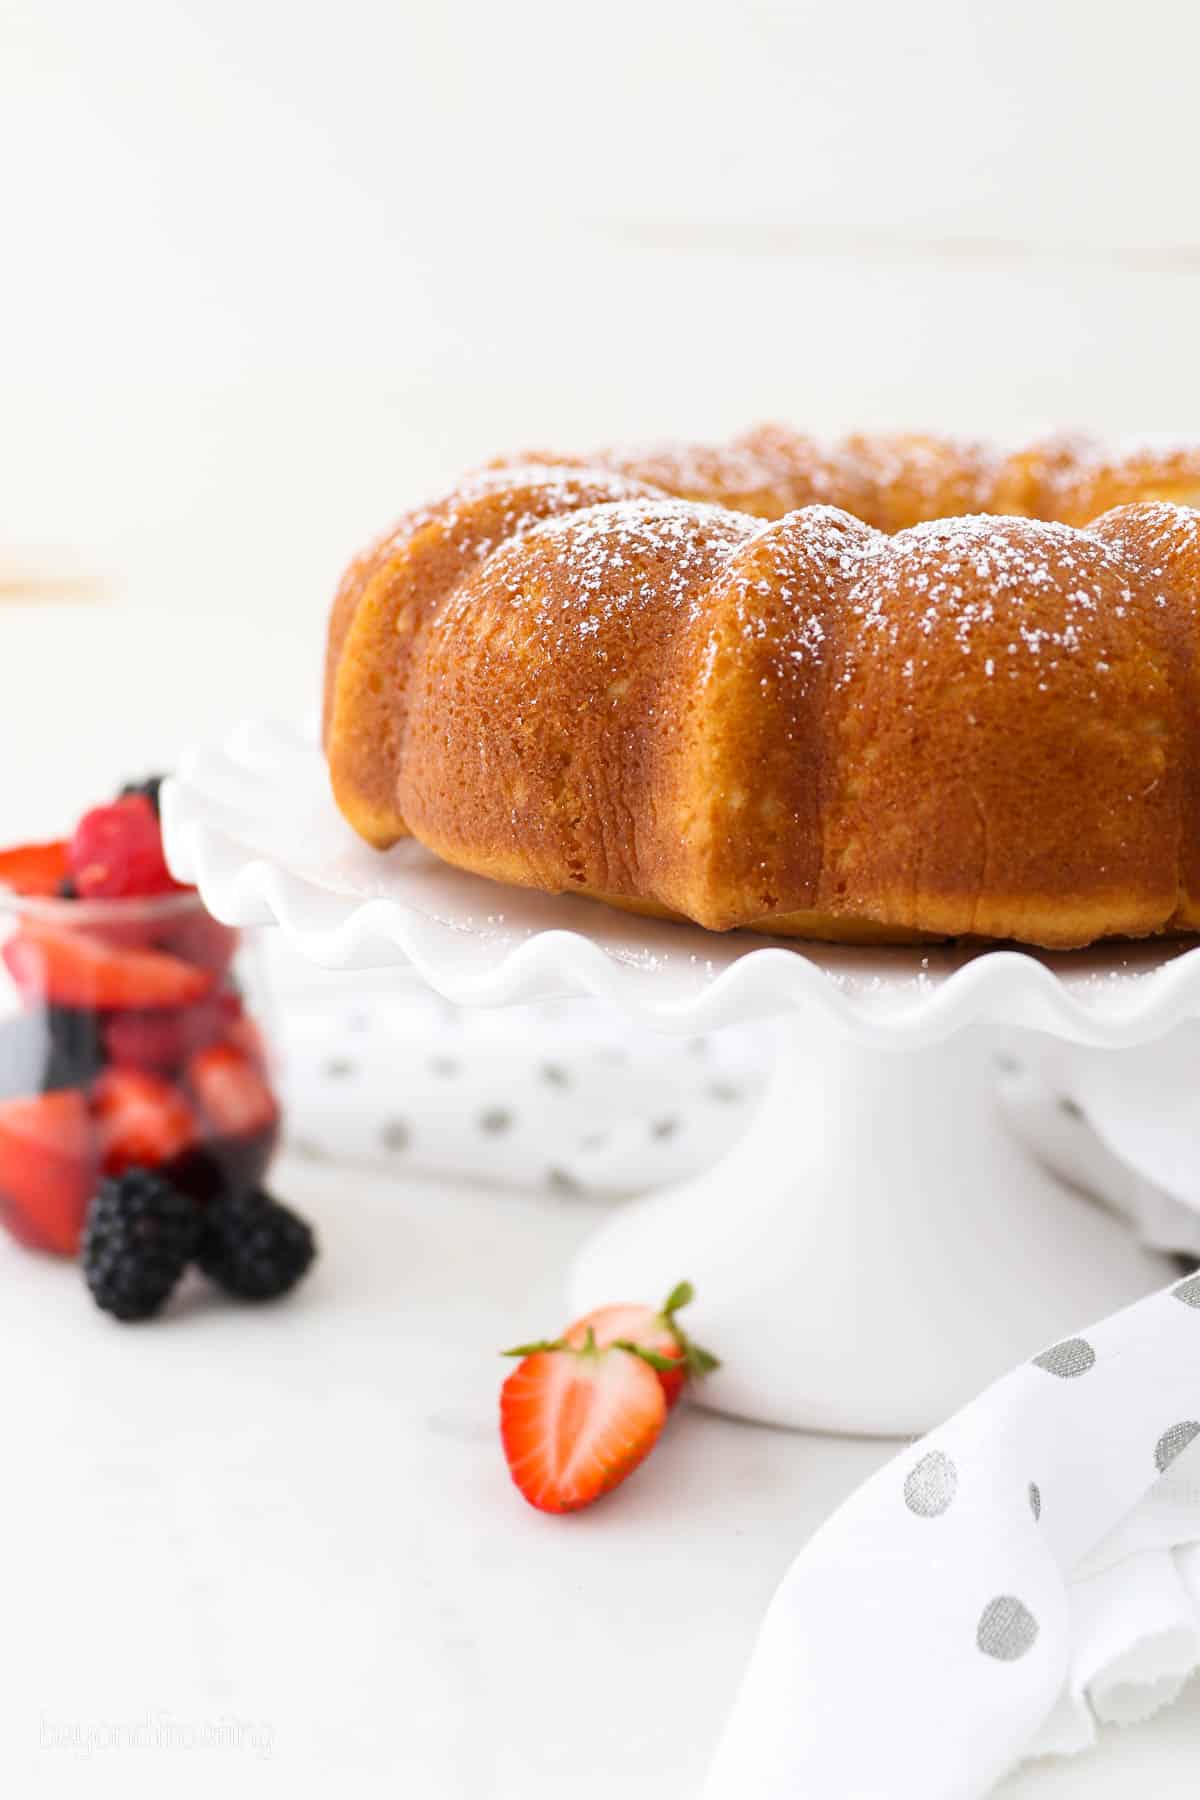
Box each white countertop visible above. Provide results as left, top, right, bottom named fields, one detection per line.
left=1, top=1152, right=1195, bottom=1798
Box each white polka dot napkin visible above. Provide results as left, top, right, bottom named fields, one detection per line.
left=704, top=1275, right=1200, bottom=1799
left=267, top=935, right=1200, bottom=1267
left=265, top=945, right=764, bottom=1197
left=999, top=1025, right=1200, bottom=1259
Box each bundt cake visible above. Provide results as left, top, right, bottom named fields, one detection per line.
left=323, top=430, right=1200, bottom=949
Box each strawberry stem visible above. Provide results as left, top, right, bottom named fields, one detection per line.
left=500, top=1338, right=565, bottom=1358
left=614, top=1338, right=680, bottom=1373
left=657, top=1281, right=721, bottom=1383
left=662, top=1280, right=694, bottom=1318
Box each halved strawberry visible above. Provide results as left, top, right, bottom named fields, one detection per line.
left=0, top=1089, right=96, bottom=1255
left=2, top=924, right=212, bottom=1011
left=500, top=1335, right=667, bottom=1513
left=187, top=1042, right=279, bottom=1140
left=0, top=840, right=69, bottom=898
left=103, top=990, right=243, bottom=1074
left=565, top=1281, right=718, bottom=1409
left=92, top=1068, right=200, bottom=1175
left=68, top=796, right=181, bottom=899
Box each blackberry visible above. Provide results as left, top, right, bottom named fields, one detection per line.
left=119, top=775, right=166, bottom=818
left=196, top=1190, right=316, bottom=1301
left=82, top=1169, right=200, bottom=1321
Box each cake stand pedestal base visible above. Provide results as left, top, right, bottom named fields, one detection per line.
left=568, top=1020, right=1174, bottom=1437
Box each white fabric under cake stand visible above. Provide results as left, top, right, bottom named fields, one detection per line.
left=266, top=946, right=765, bottom=1198
left=269, top=937, right=1200, bottom=1252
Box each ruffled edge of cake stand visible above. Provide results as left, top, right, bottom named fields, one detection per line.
left=161, top=718, right=1200, bottom=1050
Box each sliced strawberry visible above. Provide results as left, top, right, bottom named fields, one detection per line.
left=565, top=1281, right=718, bottom=1409
left=72, top=911, right=160, bottom=952
left=92, top=1068, right=200, bottom=1176
left=567, top=1303, right=688, bottom=1409
left=69, top=796, right=181, bottom=899
left=103, top=990, right=242, bottom=1074
left=187, top=1042, right=279, bottom=1140
left=500, top=1337, right=667, bottom=1513
left=0, top=840, right=69, bottom=898
left=0, top=1089, right=96, bottom=1256
left=3, top=924, right=212, bottom=1010
left=154, top=910, right=238, bottom=976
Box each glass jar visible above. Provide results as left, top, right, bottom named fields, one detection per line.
left=0, top=889, right=281, bottom=1256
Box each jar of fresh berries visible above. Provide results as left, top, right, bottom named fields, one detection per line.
left=0, top=779, right=314, bottom=1319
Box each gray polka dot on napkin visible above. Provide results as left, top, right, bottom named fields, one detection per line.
left=977, top=1596, right=1039, bottom=1662
left=381, top=1118, right=410, bottom=1152
left=1155, top=1422, right=1200, bottom=1474
left=904, top=1451, right=958, bottom=1518
left=1033, top=1339, right=1096, bottom=1380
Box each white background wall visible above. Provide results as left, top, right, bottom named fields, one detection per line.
left=4, top=0, right=1200, bottom=661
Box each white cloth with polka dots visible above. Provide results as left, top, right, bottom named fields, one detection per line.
left=999, top=1025, right=1200, bottom=1259
left=268, top=949, right=765, bottom=1196
left=270, top=946, right=1200, bottom=1259
left=704, top=1276, right=1200, bottom=1799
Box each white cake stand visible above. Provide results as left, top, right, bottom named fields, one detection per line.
left=163, top=720, right=1200, bottom=1437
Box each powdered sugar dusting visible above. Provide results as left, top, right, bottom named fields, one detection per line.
left=415, top=466, right=1198, bottom=705
left=586, top=426, right=1008, bottom=526
left=513, top=427, right=1200, bottom=534
left=407, top=463, right=657, bottom=561
left=1110, top=498, right=1200, bottom=562
left=716, top=506, right=879, bottom=677
left=575, top=424, right=849, bottom=516
left=838, top=513, right=1132, bottom=686
left=468, top=498, right=760, bottom=640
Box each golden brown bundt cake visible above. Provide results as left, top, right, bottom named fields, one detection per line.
left=324, top=463, right=662, bottom=848
left=1086, top=501, right=1200, bottom=931
left=1007, top=434, right=1200, bottom=527
left=323, top=433, right=1200, bottom=948
left=499, top=427, right=1014, bottom=531
left=508, top=427, right=1200, bottom=533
